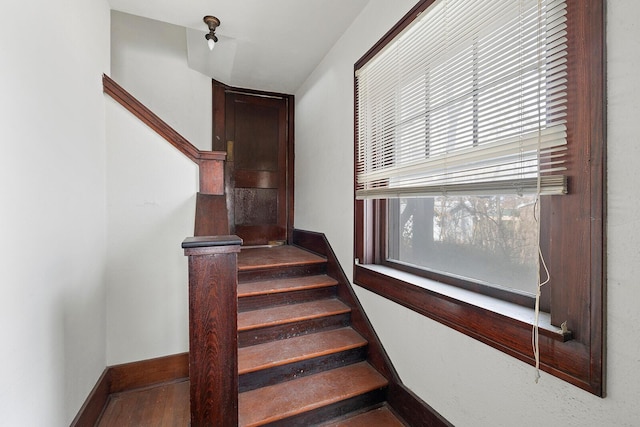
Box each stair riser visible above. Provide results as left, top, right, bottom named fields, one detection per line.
left=239, top=263, right=326, bottom=283
left=238, top=287, right=337, bottom=312
left=238, top=314, right=351, bottom=348
left=239, top=347, right=367, bottom=393
left=261, top=388, right=387, bottom=427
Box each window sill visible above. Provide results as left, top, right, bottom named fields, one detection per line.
left=353, top=263, right=597, bottom=394
left=357, top=263, right=571, bottom=342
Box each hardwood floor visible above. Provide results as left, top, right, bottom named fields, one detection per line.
left=96, top=378, right=405, bottom=427
left=97, top=380, right=189, bottom=427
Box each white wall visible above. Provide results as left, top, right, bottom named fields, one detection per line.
left=106, top=8, right=207, bottom=367
left=0, top=0, right=110, bottom=425
left=110, top=11, right=212, bottom=152
left=295, top=0, right=640, bottom=425
left=105, top=97, right=197, bottom=365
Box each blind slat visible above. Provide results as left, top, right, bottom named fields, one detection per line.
left=356, top=0, right=567, bottom=199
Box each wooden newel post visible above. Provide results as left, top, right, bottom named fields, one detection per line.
left=182, top=235, right=242, bottom=427
left=198, top=151, right=226, bottom=195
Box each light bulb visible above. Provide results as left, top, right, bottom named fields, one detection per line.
left=208, top=38, right=215, bottom=51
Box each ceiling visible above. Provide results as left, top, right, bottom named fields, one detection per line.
left=108, top=0, right=370, bottom=94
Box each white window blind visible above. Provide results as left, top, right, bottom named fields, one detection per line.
left=355, top=0, right=568, bottom=199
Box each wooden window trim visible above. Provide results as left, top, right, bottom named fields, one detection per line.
left=353, top=0, right=605, bottom=396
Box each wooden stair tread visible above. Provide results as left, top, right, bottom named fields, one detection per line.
left=320, top=406, right=406, bottom=427
left=238, top=327, right=367, bottom=375
left=238, top=299, right=350, bottom=332
left=238, top=246, right=326, bottom=271
left=238, top=274, right=338, bottom=297
left=238, top=362, right=388, bottom=427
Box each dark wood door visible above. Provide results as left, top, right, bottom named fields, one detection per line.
left=225, top=92, right=289, bottom=246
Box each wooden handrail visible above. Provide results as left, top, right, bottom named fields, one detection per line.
left=182, top=235, right=242, bottom=426
left=103, top=74, right=202, bottom=162
left=103, top=74, right=226, bottom=195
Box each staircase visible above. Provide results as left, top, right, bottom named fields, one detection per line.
left=101, top=77, right=447, bottom=426
left=235, top=245, right=407, bottom=426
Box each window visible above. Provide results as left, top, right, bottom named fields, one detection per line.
left=354, top=0, right=605, bottom=396
left=387, top=195, right=540, bottom=297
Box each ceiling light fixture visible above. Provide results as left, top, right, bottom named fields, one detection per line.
left=203, top=16, right=220, bottom=51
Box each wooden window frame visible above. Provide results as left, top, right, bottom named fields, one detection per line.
left=353, top=0, right=606, bottom=396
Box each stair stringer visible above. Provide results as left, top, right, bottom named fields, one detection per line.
left=292, top=229, right=453, bottom=427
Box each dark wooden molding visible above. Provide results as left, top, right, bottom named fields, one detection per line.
left=70, top=352, right=189, bottom=427
left=387, top=382, right=453, bottom=427
left=286, top=95, right=295, bottom=245
left=292, top=229, right=451, bottom=426
left=70, top=369, right=112, bottom=427
left=109, top=352, right=189, bottom=394
left=183, top=236, right=242, bottom=426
